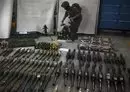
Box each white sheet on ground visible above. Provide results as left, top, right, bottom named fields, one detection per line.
left=58, top=0, right=100, bottom=34
left=17, top=0, right=57, bottom=33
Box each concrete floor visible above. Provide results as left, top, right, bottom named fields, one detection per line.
left=36, top=32, right=130, bottom=68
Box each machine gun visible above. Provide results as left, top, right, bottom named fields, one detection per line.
left=87, top=50, right=91, bottom=62
left=0, top=60, right=30, bottom=91
left=2, top=48, right=13, bottom=57
left=63, top=65, right=69, bottom=86
left=91, top=64, right=97, bottom=91
left=97, top=50, right=102, bottom=62
left=66, top=49, right=71, bottom=61
left=106, top=68, right=111, bottom=92
left=70, top=62, right=75, bottom=87
left=112, top=67, right=118, bottom=92
left=17, top=61, right=45, bottom=92
left=98, top=64, right=103, bottom=92
left=77, top=50, right=82, bottom=61
left=12, top=62, right=48, bottom=92
left=118, top=67, right=125, bottom=92
left=39, top=62, right=58, bottom=92
left=71, top=49, right=76, bottom=60
left=53, top=61, right=62, bottom=86
left=119, top=54, right=126, bottom=71
left=84, top=63, right=90, bottom=90
left=77, top=68, right=82, bottom=89
left=104, top=52, right=109, bottom=64
left=5, top=60, right=40, bottom=91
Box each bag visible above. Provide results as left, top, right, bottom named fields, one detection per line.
left=72, top=3, right=82, bottom=13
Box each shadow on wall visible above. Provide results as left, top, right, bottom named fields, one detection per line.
left=36, top=25, right=44, bottom=33
left=79, top=5, right=90, bottom=33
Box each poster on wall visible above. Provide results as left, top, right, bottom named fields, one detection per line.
left=17, top=0, right=57, bottom=34
left=58, top=0, right=100, bottom=34
left=0, top=0, right=13, bottom=38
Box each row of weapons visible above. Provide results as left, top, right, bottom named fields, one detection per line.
left=66, top=49, right=126, bottom=68
left=61, top=62, right=128, bottom=92
left=0, top=48, right=128, bottom=92
left=0, top=48, right=60, bottom=61
left=0, top=48, right=61, bottom=92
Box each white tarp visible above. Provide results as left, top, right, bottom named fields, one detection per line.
left=58, top=0, right=100, bottom=34
left=17, top=0, right=57, bottom=33
left=0, top=0, right=13, bottom=38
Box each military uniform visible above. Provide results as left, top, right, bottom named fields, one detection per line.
left=64, top=5, right=82, bottom=41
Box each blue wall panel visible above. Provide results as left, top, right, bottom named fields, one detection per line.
left=99, top=0, right=130, bottom=30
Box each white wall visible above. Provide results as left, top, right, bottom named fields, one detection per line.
left=17, top=0, right=57, bottom=33
left=58, top=0, right=100, bottom=34
left=0, top=0, right=13, bottom=38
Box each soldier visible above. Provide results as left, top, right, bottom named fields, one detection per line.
left=61, top=1, right=82, bottom=41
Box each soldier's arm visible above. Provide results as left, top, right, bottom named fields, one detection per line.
left=62, top=11, right=68, bottom=23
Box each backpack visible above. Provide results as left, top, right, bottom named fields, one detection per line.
left=72, top=3, right=82, bottom=13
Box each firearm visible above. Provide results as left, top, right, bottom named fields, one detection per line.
left=113, top=53, right=119, bottom=65
left=29, top=49, right=40, bottom=60
left=66, top=49, right=71, bottom=61
left=77, top=50, right=82, bottom=61
left=11, top=48, right=21, bottom=58
left=53, top=85, right=58, bottom=92
left=11, top=72, right=30, bottom=92
left=53, top=61, right=62, bottom=86
left=92, top=51, right=97, bottom=63
left=53, top=51, right=61, bottom=61
left=17, top=61, right=43, bottom=92
left=44, top=50, right=54, bottom=61
left=24, top=49, right=35, bottom=59
left=87, top=50, right=91, bottom=62
left=15, top=48, right=27, bottom=58
left=0, top=59, right=26, bottom=82
left=97, top=50, right=102, bottom=62
left=77, top=68, right=82, bottom=89
left=32, top=62, right=50, bottom=91
left=33, top=62, right=52, bottom=92
left=91, top=64, right=96, bottom=91
left=3, top=72, right=23, bottom=92
left=5, top=61, right=37, bottom=91
left=0, top=58, right=12, bottom=70
left=63, top=64, right=69, bottom=86
left=98, top=64, right=103, bottom=92
left=13, top=62, right=48, bottom=92
left=0, top=49, right=10, bottom=56
left=119, top=54, right=126, bottom=71
left=118, top=67, right=125, bottom=92
left=128, top=68, right=130, bottom=85
left=0, top=59, right=20, bottom=81
left=104, top=52, right=109, bottom=64
left=78, top=88, right=82, bottom=92
left=39, top=62, right=58, bottom=92
left=0, top=60, right=29, bottom=86
left=2, top=48, right=13, bottom=57
left=84, top=63, right=90, bottom=90
left=106, top=68, right=111, bottom=92
left=112, top=67, right=118, bottom=92
left=82, top=50, right=86, bottom=64
left=69, top=62, right=75, bottom=87
left=71, top=49, right=76, bottom=60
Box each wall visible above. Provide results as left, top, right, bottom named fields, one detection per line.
left=0, top=0, right=13, bottom=38
left=17, top=0, right=57, bottom=33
